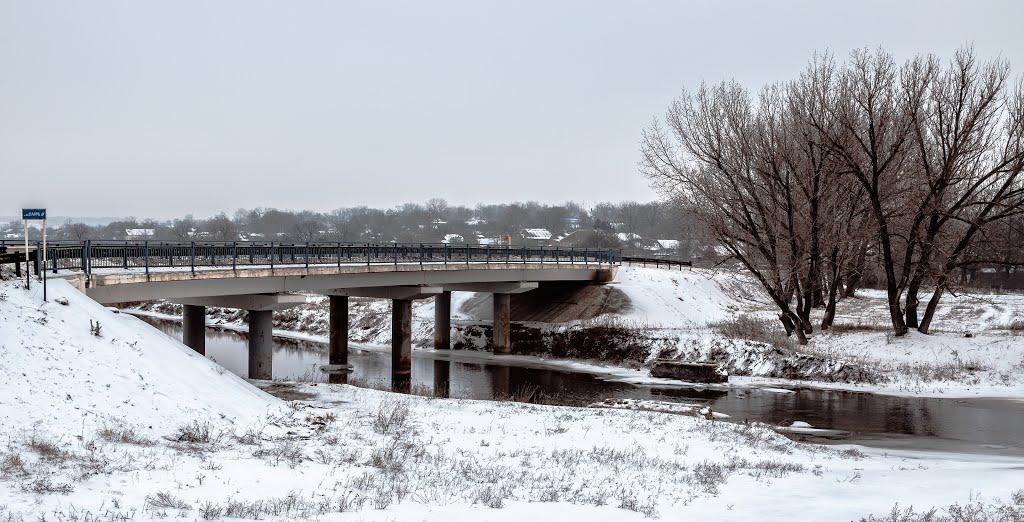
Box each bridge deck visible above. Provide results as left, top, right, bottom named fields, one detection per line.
left=69, top=261, right=616, bottom=304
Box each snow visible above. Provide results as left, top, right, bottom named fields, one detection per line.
left=2, top=274, right=1024, bottom=520
left=609, top=266, right=742, bottom=327
left=0, top=278, right=280, bottom=440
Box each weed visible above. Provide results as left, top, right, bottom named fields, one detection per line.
left=253, top=441, right=305, bottom=467
left=173, top=420, right=219, bottom=444
left=710, top=314, right=792, bottom=349
left=372, top=399, right=412, bottom=435
left=145, top=491, right=190, bottom=511
left=97, top=426, right=153, bottom=446
left=25, top=435, right=71, bottom=462
left=22, top=476, right=74, bottom=494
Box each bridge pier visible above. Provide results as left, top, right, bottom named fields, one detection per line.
left=328, top=295, right=349, bottom=384
left=392, top=299, right=413, bottom=392
left=433, top=359, right=450, bottom=398
left=492, top=366, right=511, bottom=398
left=492, top=293, right=511, bottom=355
left=181, top=304, right=206, bottom=355
left=433, top=291, right=451, bottom=350
left=247, top=310, right=274, bottom=380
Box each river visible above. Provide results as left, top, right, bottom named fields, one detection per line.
left=137, top=315, right=1024, bottom=456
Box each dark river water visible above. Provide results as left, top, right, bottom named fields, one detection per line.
left=138, top=316, right=1024, bottom=456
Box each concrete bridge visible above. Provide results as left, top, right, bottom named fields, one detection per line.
left=36, top=241, right=618, bottom=388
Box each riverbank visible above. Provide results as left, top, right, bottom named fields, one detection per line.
left=126, top=265, right=1024, bottom=399
left=4, top=275, right=1024, bottom=520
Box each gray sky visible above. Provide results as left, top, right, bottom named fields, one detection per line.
left=2, top=0, right=1022, bottom=219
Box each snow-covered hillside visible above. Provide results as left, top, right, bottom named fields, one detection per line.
left=610, top=266, right=743, bottom=327
left=0, top=278, right=279, bottom=440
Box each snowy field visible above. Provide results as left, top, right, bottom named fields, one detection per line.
left=2, top=276, right=1024, bottom=520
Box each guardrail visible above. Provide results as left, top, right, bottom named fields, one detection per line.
left=620, top=255, right=692, bottom=270
left=0, top=240, right=620, bottom=277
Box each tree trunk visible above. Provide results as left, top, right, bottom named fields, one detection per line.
left=821, top=271, right=840, bottom=330
left=779, top=313, right=795, bottom=336
left=795, top=291, right=813, bottom=335
left=842, top=241, right=868, bottom=298
left=904, top=277, right=922, bottom=329
left=918, top=278, right=946, bottom=334
left=779, top=312, right=809, bottom=345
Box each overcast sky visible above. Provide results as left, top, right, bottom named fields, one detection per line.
left=2, top=0, right=1022, bottom=219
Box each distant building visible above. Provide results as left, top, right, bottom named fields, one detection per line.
left=441, top=233, right=465, bottom=244
left=125, top=228, right=155, bottom=239
left=465, top=218, right=487, bottom=226
left=616, top=232, right=642, bottom=243
left=521, top=228, right=552, bottom=245
left=656, top=239, right=680, bottom=250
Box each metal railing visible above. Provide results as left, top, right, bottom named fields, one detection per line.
left=0, top=240, right=619, bottom=277
left=620, top=255, right=692, bottom=270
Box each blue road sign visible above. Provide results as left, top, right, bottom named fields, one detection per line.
left=22, top=208, right=46, bottom=220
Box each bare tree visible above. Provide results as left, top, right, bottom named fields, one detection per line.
left=62, top=220, right=92, bottom=240
left=642, top=80, right=822, bottom=343
left=645, top=46, right=1024, bottom=338
left=906, top=49, right=1024, bottom=332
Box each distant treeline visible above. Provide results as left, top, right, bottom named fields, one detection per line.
left=3, top=199, right=715, bottom=257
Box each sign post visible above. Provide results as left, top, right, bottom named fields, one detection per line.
left=22, top=209, right=47, bottom=301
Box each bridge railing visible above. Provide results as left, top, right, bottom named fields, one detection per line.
left=0, top=240, right=620, bottom=277
left=619, top=255, right=693, bottom=270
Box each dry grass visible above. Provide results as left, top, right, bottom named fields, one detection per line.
left=372, top=399, right=412, bottom=435
left=861, top=489, right=1024, bottom=521
left=172, top=420, right=221, bottom=444
left=97, top=426, right=154, bottom=446
left=710, top=314, right=793, bottom=349
left=253, top=441, right=305, bottom=467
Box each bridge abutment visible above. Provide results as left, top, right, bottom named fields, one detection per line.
left=433, top=291, right=451, bottom=350
left=247, top=310, right=274, bottom=380
left=492, top=292, right=511, bottom=355
left=182, top=304, right=206, bottom=355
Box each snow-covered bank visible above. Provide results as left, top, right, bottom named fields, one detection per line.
left=0, top=278, right=280, bottom=440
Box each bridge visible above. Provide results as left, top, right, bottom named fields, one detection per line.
left=12, top=241, right=619, bottom=388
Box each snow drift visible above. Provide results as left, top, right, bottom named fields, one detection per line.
left=0, top=277, right=279, bottom=440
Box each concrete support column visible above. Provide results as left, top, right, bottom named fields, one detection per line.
left=329, top=296, right=348, bottom=367
left=181, top=304, right=206, bottom=355
left=328, top=295, right=349, bottom=384
left=392, top=299, right=412, bottom=392
left=432, top=359, right=450, bottom=398
left=247, top=310, right=274, bottom=380
left=433, top=291, right=451, bottom=350
left=492, top=293, right=511, bottom=355
left=492, top=366, right=511, bottom=399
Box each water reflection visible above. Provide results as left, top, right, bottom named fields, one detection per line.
left=139, top=317, right=1024, bottom=454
